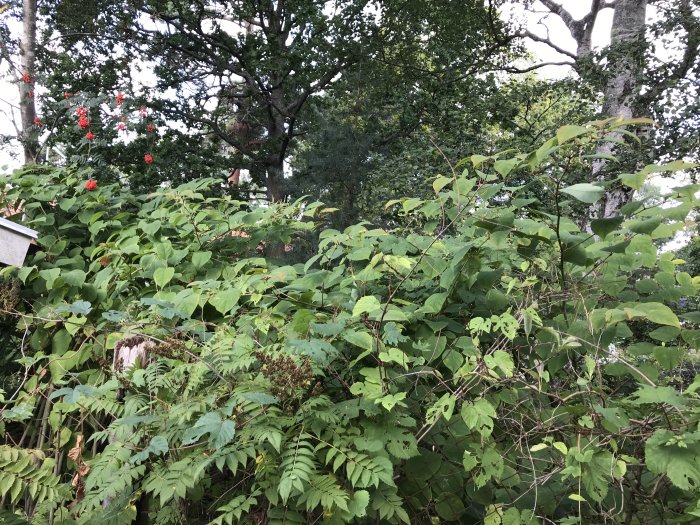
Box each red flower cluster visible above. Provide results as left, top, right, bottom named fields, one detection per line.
left=76, top=107, right=89, bottom=129
left=85, top=180, right=97, bottom=191
left=33, top=117, right=42, bottom=127
left=22, top=73, right=31, bottom=83
left=85, top=132, right=96, bottom=140
left=144, top=153, right=153, bottom=164
left=116, top=92, right=125, bottom=106
left=64, top=92, right=71, bottom=99
left=146, top=123, right=156, bottom=133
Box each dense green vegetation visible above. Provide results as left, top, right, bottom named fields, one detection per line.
left=1, top=120, right=699, bottom=524
left=1, top=0, right=699, bottom=523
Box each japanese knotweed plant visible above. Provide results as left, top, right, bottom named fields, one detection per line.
left=0, top=118, right=699, bottom=524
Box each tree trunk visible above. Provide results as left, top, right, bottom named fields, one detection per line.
left=592, top=0, right=648, bottom=219
left=265, top=160, right=285, bottom=202
left=19, top=0, right=39, bottom=164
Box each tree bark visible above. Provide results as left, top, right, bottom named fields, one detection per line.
left=19, top=0, right=39, bottom=164
left=592, top=0, right=648, bottom=219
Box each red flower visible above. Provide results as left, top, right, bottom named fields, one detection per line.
left=144, top=153, right=153, bottom=164
left=64, top=92, right=71, bottom=99
left=85, top=180, right=97, bottom=191
left=116, top=92, right=125, bottom=106
left=85, top=132, right=96, bottom=140
left=120, top=116, right=126, bottom=122
left=22, top=73, right=31, bottom=83
left=117, top=123, right=126, bottom=131
left=76, top=106, right=87, bottom=116
left=78, top=116, right=90, bottom=129
left=146, top=123, right=156, bottom=133
left=28, top=90, right=33, bottom=97
left=33, top=117, right=42, bottom=127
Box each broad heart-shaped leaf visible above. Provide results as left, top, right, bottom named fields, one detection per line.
left=591, top=216, right=624, bottom=239
left=626, top=217, right=663, bottom=235
left=191, top=250, right=212, bottom=269
left=432, top=175, right=452, bottom=194
left=209, top=288, right=241, bottom=315
left=645, top=429, right=700, bottom=490
left=619, top=172, right=648, bottom=190
left=353, top=296, right=381, bottom=317
left=181, top=412, right=236, bottom=449
left=560, top=183, right=605, bottom=204
left=626, top=302, right=680, bottom=328
left=556, top=124, right=592, bottom=144
left=417, top=292, right=448, bottom=314
left=342, top=330, right=374, bottom=351
left=153, top=266, right=175, bottom=288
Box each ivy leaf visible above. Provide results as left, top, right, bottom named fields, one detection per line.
left=561, top=183, right=605, bottom=204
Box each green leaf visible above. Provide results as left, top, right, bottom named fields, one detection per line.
left=646, top=430, right=700, bottom=490
left=153, top=267, right=175, bottom=288
left=353, top=296, right=381, bottom=317
left=191, top=251, right=212, bottom=268
left=560, top=183, right=605, bottom=204
left=630, top=385, right=688, bottom=408
left=182, top=412, right=236, bottom=449
left=591, top=216, right=623, bottom=239
left=461, top=398, right=496, bottom=438
left=209, top=288, right=241, bottom=315
left=63, top=269, right=86, bottom=288
left=627, top=217, right=663, bottom=235
left=432, top=175, right=452, bottom=193
left=556, top=124, right=591, bottom=144
left=632, top=302, right=680, bottom=328
left=619, top=172, right=648, bottom=190
left=343, top=330, right=374, bottom=352
left=39, top=268, right=61, bottom=290
left=418, top=292, right=448, bottom=314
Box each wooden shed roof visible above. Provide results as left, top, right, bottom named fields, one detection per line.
left=0, top=217, right=38, bottom=239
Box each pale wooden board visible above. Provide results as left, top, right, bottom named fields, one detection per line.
left=0, top=229, right=31, bottom=266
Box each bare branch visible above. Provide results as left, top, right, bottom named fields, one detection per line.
left=521, top=29, right=578, bottom=60
left=503, top=61, right=576, bottom=74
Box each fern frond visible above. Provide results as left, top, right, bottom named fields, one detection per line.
left=0, top=446, right=63, bottom=507
left=297, top=473, right=349, bottom=512
left=210, top=490, right=260, bottom=525
left=78, top=442, right=145, bottom=513
left=371, top=486, right=410, bottom=524
left=278, top=433, right=316, bottom=503
left=319, top=442, right=394, bottom=488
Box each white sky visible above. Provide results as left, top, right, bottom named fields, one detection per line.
left=0, top=0, right=679, bottom=181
